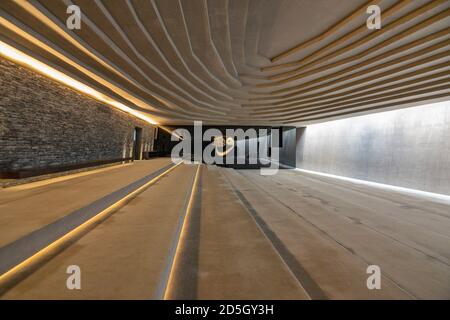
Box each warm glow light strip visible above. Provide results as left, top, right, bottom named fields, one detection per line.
left=13, top=0, right=128, bottom=82
left=0, top=16, right=165, bottom=115
left=0, top=40, right=158, bottom=125
left=295, top=168, right=450, bottom=204
left=163, top=163, right=201, bottom=299
left=10, top=1, right=205, bottom=117
left=0, top=162, right=182, bottom=287
left=11, top=162, right=133, bottom=191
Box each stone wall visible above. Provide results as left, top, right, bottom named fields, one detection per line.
left=296, top=101, right=450, bottom=195
left=0, top=57, right=156, bottom=173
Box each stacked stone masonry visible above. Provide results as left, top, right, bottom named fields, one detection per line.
left=0, top=57, right=156, bottom=172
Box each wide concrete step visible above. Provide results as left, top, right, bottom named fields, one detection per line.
left=0, top=160, right=176, bottom=287
left=0, top=159, right=173, bottom=248
left=222, top=167, right=450, bottom=299
left=0, top=163, right=198, bottom=299
left=5, top=163, right=440, bottom=299
left=1, top=164, right=313, bottom=300
left=165, top=165, right=310, bottom=299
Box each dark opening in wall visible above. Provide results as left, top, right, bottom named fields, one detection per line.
left=133, top=127, right=143, bottom=160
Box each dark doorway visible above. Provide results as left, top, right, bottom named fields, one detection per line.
left=133, top=127, right=143, bottom=160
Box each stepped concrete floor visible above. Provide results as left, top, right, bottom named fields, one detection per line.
left=1, top=163, right=449, bottom=299
left=0, top=159, right=172, bottom=248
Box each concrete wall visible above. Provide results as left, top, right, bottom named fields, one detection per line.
left=279, top=127, right=297, bottom=167
left=235, top=134, right=269, bottom=163
left=296, top=101, right=450, bottom=195
left=0, top=58, right=156, bottom=172
left=232, top=127, right=296, bottom=167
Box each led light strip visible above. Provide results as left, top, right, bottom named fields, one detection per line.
left=13, top=0, right=129, bottom=82
left=0, top=40, right=158, bottom=125
left=0, top=15, right=167, bottom=116
left=295, top=168, right=450, bottom=204
left=163, top=163, right=201, bottom=299
left=0, top=161, right=182, bottom=287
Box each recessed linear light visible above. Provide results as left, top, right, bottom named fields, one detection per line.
left=0, top=162, right=183, bottom=287
left=0, top=40, right=158, bottom=125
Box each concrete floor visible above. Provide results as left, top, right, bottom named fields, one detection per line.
left=221, top=168, right=450, bottom=299
left=0, top=163, right=449, bottom=299
left=167, top=165, right=309, bottom=299
left=0, top=159, right=172, bottom=248
left=1, top=162, right=198, bottom=299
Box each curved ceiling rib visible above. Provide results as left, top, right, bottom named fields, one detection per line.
left=265, top=0, right=408, bottom=72
left=283, top=92, right=450, bottom=123
left=118, top=0, right=235, bottom=112
left=252, top=51, right=450, bottom=102
left=0, top=6, right=195, bottom=121
left=177, top=0, right=241, bottom=91
left=24, top=0, right=206, bottom=117
left=256, top=38, right=450, bottom=99
left=206, top=0, right=239, bottom=79
left=269, top=0, right=382, bottom=63
left=149, top=0, right=235, bottom=101
left=258, top=22, right=450, bottom=90
left=260, top=0, right=448, bottom=82
left=0, top=0, right=448, bottom=125
left=252, top=61, right=450, bottom=110
left=91, top=0, right=229, bottom=115
left=253, top=79, right=450, bottom=119
left=253, top=73, right=450, bottom=119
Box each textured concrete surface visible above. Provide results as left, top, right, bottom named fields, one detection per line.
left=167, top=165, right=309, bottom=299
left=0, top=58, right=156, bottom=172
left=0, top=159, right=172, bottom=248
left=4, top=0, right=449, bottom=124
left=0, top=161, right=132, bottom=188
left=1, top=164, right=309, bottom=300
left=1, top=163, right=448, bottom=299
left=279, top=127, right=297, bottom=167
left=1, top=164, right=198, bottom=299
left=1, top=164, right=312, bottom=300
left=224, top=168, right=450, bottom=299
left=297, top=101, right=450, bottom=195
left=232, top=127, right=295, bottom=165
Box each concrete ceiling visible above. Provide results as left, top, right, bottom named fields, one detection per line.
left=1, top=0, right=449, bottom=126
